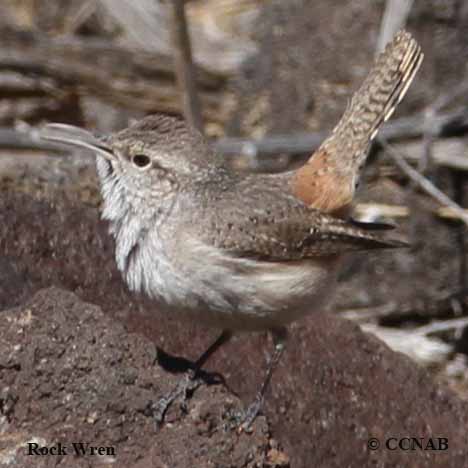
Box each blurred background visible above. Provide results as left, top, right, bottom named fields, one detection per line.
left=1, top=0, right=468, bottom=399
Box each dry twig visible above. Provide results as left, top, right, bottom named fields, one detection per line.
left=170, top=0, right=204, bottom=132
left=381, top=140, right=468, bottom=227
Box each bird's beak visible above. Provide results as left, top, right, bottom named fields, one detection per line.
left=39, top=123, right=115, bottom=161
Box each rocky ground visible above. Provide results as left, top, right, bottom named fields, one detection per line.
left=2, top=1, right=468, bottom=467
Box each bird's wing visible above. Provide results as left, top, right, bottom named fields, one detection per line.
left=192, top=183, right=407, bottom=262
left=292, top=30, right=423, bottom=212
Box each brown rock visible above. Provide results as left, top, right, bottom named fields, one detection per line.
left=0, top=287, right=279, bottom=468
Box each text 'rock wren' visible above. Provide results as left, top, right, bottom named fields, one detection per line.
left=41, top=30, right=423, bottom=429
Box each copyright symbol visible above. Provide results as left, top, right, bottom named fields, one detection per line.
left=368, top=438, right=380, bottom=450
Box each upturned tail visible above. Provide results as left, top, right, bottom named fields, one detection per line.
left=292, top=30, right=423, bottom=213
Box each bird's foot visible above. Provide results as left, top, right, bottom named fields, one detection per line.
left=238, top=393, right=264, bottom=433
left=150, top=331, right=232, bottom=429
left=151, top=370, right=202, bottom=427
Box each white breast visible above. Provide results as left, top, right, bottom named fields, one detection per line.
left=123, top=233, right=341, bottom=331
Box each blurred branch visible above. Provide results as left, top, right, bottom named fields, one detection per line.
left=1, top=108, right=468, bottom=160
left=341, top=290, right=468, bottom=324
left=419, top=81, right=468, bottom=175
left=0, top=26, right=224, bottom=118
left=64, top=0, right=98, bottom=34
left=361, top=323, right=452, bottom=366
left=355, top=315, right=468, bottom=367
left=355, top=202, right=468, bottom=222
left=97, top=0, right=258, bottom=74
left=0, top=127, right=58, bottom=152
left=418, top=81, right=468, bottom=171
left=170, top=0, right=204, bottom=133
left=416, top=317, right=468, bottom=336
left=377, top=0, right=414, bottom=53
left=381, top=140, right=468, bottom=227
left=422, top=84, right=468, bottom=293
left=214, top=107, right=468, bottom=157
left=452, top=169, right=467, bottom=291
left=98, top=0, right=170, bottom=52
left=431, top=81, right=468, bottom=114
left=391, top=138, right=468, bottom=171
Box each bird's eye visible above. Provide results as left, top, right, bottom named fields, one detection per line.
left=132, top=154, right=151, bottom=169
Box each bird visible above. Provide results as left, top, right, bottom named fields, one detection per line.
left=41, top=30, right=423, bottom=430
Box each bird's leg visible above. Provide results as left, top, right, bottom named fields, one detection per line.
left=152, top=329, right=232, bottom=426
left=240, top=326, right=287, bottom=431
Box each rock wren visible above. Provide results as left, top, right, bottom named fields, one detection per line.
left=41, top=31, right=422, bottom=429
